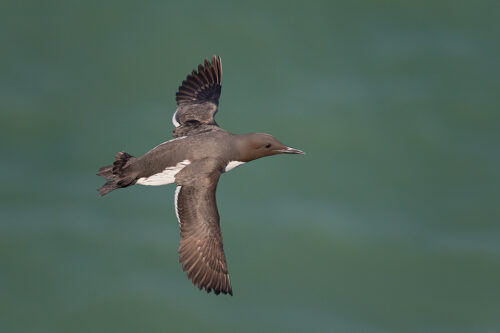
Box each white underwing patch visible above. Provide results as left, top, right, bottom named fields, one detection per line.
left=136, top=160, right=191, bottom=186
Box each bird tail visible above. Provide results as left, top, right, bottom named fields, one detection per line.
left=97, top=151, right=137, bottom=196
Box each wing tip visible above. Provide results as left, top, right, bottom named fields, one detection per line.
left=204, top=284, right=233, bottom=296
left=196, top=273, right=233, bottom=296
left=175, top=55, right=223, bottom=106
left=180, top=261, right=233, bottom=296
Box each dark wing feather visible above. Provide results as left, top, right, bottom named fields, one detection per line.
left=174, top=55, right=222, bottom=128
left=174, top=158, right=232, bottom=295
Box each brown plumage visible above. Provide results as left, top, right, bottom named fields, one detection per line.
left=97, top=55, right=305, bottom=296
left=174, top=55, right=222, bottom=127
left=175, top=158, right=231, bottom=295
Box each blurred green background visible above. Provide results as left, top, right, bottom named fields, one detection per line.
left=2, top=0, right=499, bottom=332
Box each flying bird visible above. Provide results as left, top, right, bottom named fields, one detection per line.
left=98, top=56, right=304, bottom=295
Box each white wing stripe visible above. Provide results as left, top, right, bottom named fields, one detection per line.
left=175, top=186, right=182, bottom=227
left=172, top=110, right=180, bottom=127
left=145, top=136, right=187, bottom=154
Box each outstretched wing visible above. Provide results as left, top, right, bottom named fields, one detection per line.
left=173, top=55, right=222, bottom=129
left=174, top=158, right=232, bottom=295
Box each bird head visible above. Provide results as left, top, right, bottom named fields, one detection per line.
left=237, top=133, right=305, bottom=162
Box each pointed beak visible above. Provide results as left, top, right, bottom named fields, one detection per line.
left=276, top=146, right=306, bottom=155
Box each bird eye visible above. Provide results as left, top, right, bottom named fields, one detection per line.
left=265, top=143, right=271, bottom=148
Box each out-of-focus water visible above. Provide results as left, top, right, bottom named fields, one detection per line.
left=1, top=1, right=499, bottom=332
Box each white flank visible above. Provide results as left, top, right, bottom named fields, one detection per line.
left=172, top=111, right=180, bottom=127
left=174, top=186, right=182, bottom=227
left=224, top=161, right=246, bottom=172
left=136, top=160, right=191, bottom=186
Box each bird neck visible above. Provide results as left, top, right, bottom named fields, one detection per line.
left=232, top=134, right=255, bottom=162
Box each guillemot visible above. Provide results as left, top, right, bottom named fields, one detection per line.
left=98, top=56, right=304, bottom=295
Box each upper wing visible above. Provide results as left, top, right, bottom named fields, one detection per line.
left=174, top=158, right=232, bottom=295
left=173, top=55, right=222, bottom=129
